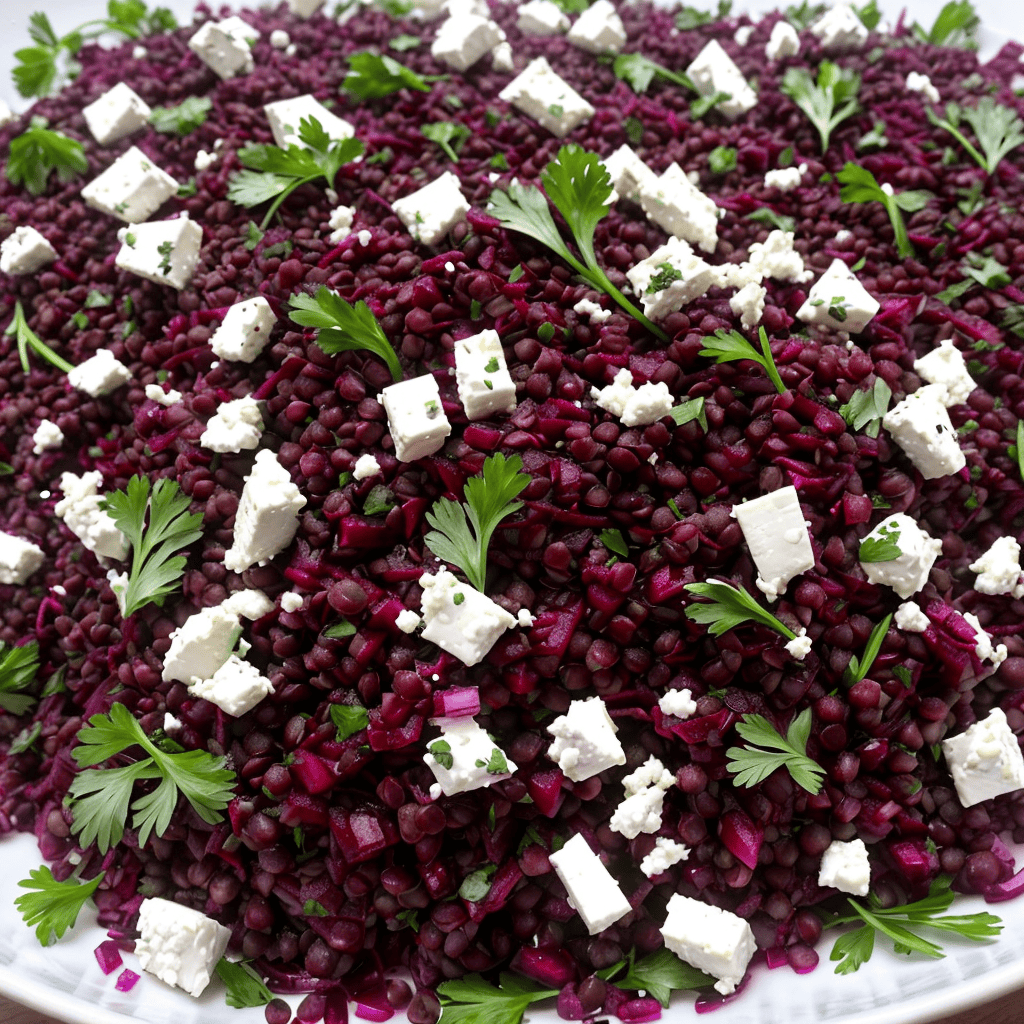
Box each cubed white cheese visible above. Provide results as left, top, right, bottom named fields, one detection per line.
left=661, top=894, right=756, bottom=995
left=626, top=237, right=718, bottom=321
left=419, top=568, right=516, bottom=666
left=288, top=0, right=326, bottom=15
left=601, top=145, right=658, bottom=203
left=162, top=604, right=243, bottom=684
left=818, top=838, right=871, bottom=896
left=135, top=898, right=231, bottom=997
left=32, top=419, right=64, bottom=454
left=810, top=2, right=869, bottom=50
left=82, top=83, right=152, bottom=146
left=188, top=654, right=274, bottom=716
left=82, top=145, right=178, bottom=224
left=454, top=329, right=517, bottom=420
left=379, top=375, right=452, bottom=462
left=423, top=716, right=516, bottom=795
left=224, top=449, right=306, bottom=573
left=200, top=396, right=264, bottom=453
left=859, top=512, right=941, bottom=599
left=0, top=532, right=45, bottom=585
left=396, top=608, right=422, bottom=633
left=328, top=204, right=355, bottom=243
left=566, top=0, right=626, bottom=54
left=443, top=0, right=490, bottom=17
left=431, top=15, right=505, bottom=71
left=685, top=40, right=757, bottom=119
left=591, top=367, right=674, bottom=428
left=882, top=384, right=966, bottom=479
left=766, top=20, right=800, bottom=60
left=145, top=383, right=183, bottom=406
left=188, top=20, right=255, bottom=79
left=969, top=536, right=1024, bottom=598
left=796, top=258, right=879, bottom=333
left=906, top=71, right=940, bottom=104
left=115, top=214, right=203, bottom=291
left=491, top=41, right=515, bottom=71
left=217, top=16, right=259, bottom=45
left=732, top=485, right=815, bottom=601
left=729, top=281, right=767, bottom=330
left=498, top=57, right=595, bottom=138
left=280, top=592, right=304, bottom=613
left=764, top=166, right=804, bottom=192
left=913, top=338, right=975, bottom=407
left=263, top=95, right=355, bottom=149
left=517, top=0, right=569, bottom=35
left=353, top=453, right=381, bottom=480
left=640, top=836, right=690, bottom=877
left=270, top=29, right=291, bottom=48
left=68, top=349, right=132, bottom=398
left=638, top=163, right=719, bottom=254
left=546, top=695, right=626, bottom=781
left=963, top=612, right=1008, bottom=668
left=0, top=226, right=57, bottom=275
left=573, top=297, right=612, bottom=323
left=659, top=688, right=697, bottom=719
left=54, top=471, right=130, bottom=561
left=746, top=229, right=812, bottom=283
left=209, top=297, right=276, bottom=363
left=392, top=171, right=470, bottom=246
left=549, top=833, right=632, bottom=934
left=943, top=708, right=1024, bottom=808
left=895, top=601, right=929, bottom=632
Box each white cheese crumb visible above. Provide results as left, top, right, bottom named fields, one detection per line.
left=145, top=383, right=184, bottom=406
left=280, top=592, right=304, bottom=613
left=396, top=609, right=422, bottom=633
left=894, top=601, right=929, bottom=632
left=353, top=453, right=382, bottom=480
left=658, top=688, right=697, bottom=719
left=785, top=629, right=813, bottom=660
left=32, top=419, right=64, bottom=454
left=969, top=536, right=1024, bottom=598
left=640, top=836, right=690, bottom=877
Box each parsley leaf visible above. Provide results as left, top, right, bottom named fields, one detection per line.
left=1015, top=421, right=1024, bottom=481
left=675, top=1, right=732, bottom=29
left=669, top=396, right=708, bottom=431
left=699, top=327, right=786, bottom=395
left=781, top=61, right=861, bottom=153
left=963, top=251, right=1011, bottom=289
left=428, top=739, right=454, bottom=770
left=5, top=121, right=88, bottom=196
left=600, top=528, right=629, bottom=558
left=343, top=52, right=434, bottom=100
left=785, top=2, right=826, bottom=29
left=149, top=96, right=212, bottom=135
left=363, top=484, right=395, bottom=517
left=613, top=52, right=695, bottom=96
left=838, top=377, right=891, bottom=437
left=859, top=520, right=902, bottom=563
left=913, top=1, right=979, bottom=47
left=609, top=948, right=713, bottom=1006
left=854, top=0, right=882, bottom=30
left=437, top=973, right=558, bottom=1024
left=421, top=121, right=470, bottom=163
left=726, top=709, right=826, bottom=794
left=4, top=301, right=75, bottom=375
left=459, top=864, right=498, bottom=902
left=390, top=33, right=421, bottom=51
left=684, top=579, right=797, bottom=640
left=15, top=865, right=104, bottom=946
left=857, top=121, right=888, bottom=151
left=289, top=286, right=402, bottom=382
left=844, top=613, right=892, bottom=685
left=708, top=145, right=737, bottom=174
left=837, top=162, right=930, bottom=260
left=0, top=641, right=41, bottom=716
left=323, top=620, right=357, bottom=640
left=746, top=208, right=797, bottom=233
left=927, top=97, right=1024, bottom=175
left=329, top=704, right=369, bottom=742
left=215, top=958, right=274, bottom=1009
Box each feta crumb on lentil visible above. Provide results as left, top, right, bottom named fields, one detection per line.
left=68, top=350, right=132, bottom=398
left=396, top=609, right=422, bottom=633
left=54, top=471, right=130, bottom=561
left=135, top=898, right=231, bottom=997
left=818, top=838, right=871, bottom=896
left=145, top=383, right=183, bottom=406
left=188, top=655, right=274, bottom=716
left=353, top=453, right=382, bottom=480
left=658, top=688, right=697, bottom=719
left=626, top=236, right=719, bottom=321
left=82, top=83, right=152, bottom=146
left=591, top=368, right=674, bottom=428
left=640, top=836, right=690, bottom=877
left=115, top=214, right=203, bottom=291
left=913, top=338, right=976, bottom=407
left=280, top=592, right=304, bottom=613
left=31, top=420, right=64, bottom=454
left=200, top=396, right=265, bottom=453
left=895, top=601, right=929, bottom=632
left=963, top=612, right=1008, bottom=668
left=516, top=0, right=569, bottom=35
left=906, top=71, right=940, bottom=104
left=638, top=163, right=719, bottom=253
left=0, top=532, right=45, bottom=585
left=796, top=258, right=880, bottom=333
left=809, top=2, right=869, bottom=50
left=969, top=536, right=1024, bottom=598
left=209, top=297, right=277, bottom=363
left=731, top=485, right=814, bottom=601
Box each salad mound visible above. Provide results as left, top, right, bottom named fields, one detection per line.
left=1, top=0, right=1024, bottom=1021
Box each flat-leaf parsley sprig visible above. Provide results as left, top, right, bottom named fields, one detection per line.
left=599, top=947, right=714, bottom=1006
left=15, top=865, right=105, bottom=946
left=699, top=327, right=786, bottom=395
left=726, top=708, right=826, bottom=794
left=436, top=972, right=558, bottom=1024
left=289, top=287, right=402, bottom=382
left=836, top=162, right=934, bottom=260
left=911, top=0, right=979, bottom=48
left=488, top=145, right=668, bottom=341
left=0, top=640, right=41, bottom=716
left=926, top=97, right=1024, bottom=176
left=424, top=453, right=531, bottom=592
left=780, top=61, right=861, bottom=153
left=4, top=301, right=75, bottom=375
left=5, top=119, right=88, bottom=197
left=612, top=52, right=731, bottom=118
left=684, top=579, right=798, bottom=639
left=342, top=52, right=438, bottom=100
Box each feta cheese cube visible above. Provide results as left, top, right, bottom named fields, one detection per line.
left=115, top=214, right=203, bottom=291
left=54, top=471, right=130, bottom=561
left=82, top=145, right=178, bottom=224
left=353, top=453, right=381, bottom=480
left=810, top=2, right=869, bottom=50
left=217, top=16, right=259, bottom=45
left=906, top=71, right=940, bottom=104
left=732, top=485, right=815, bottom=601
left=328, top=204, right=355, bottom=243
left=746, top=229, right=812, bottom=283
left=566, top=0, right=626, bottom=55
left=209, top=297, right=277, bottom=363
left=188, top=20, right=255, bottom=79
left=659, top=688, right=697, bottom=719
left=280, top=592, right=304, bottom=613
left=963, top=612, right=1008, bottom=668
left=969, top=536, right=1024, bottom=598
left=423, top=716, right=516, bottom=795
left=943, top=708, right=1024, bottom=808
left=454, top=329, right=517, bottom=420
left=913, top=338, right=975, bottom=407
left=882, top=384, right=966, bottom=479
left=626, top=237, right=718, bottom=321
left=135, top=898, right=231, bottom=997
left=638, top=163, right=719, bottom=254
left=0, top=226, right=57, bottom=275
left=546, top=695, right=626, bottom=781
left=491, top=41, right=515, bottom=71
left=200, top=396, right=264, bottom=453
left=145, top=383, right=183, bottom=406
left=818, top=838, right=871, bottom=896
left=263, top=95, right=355, bottom=149
left=162, top=604, right=243, bottom=684
left=189, top=655, right=274, bottom=716
left=224, top=449, right=306, bottom=573
left=601, top=145, right=658, bottom=203
left=82, top=83, right=152, bottom=146
left=498, top=57, right=595, bottom=138
left=729, top=281, right=767, bottom=329
left=591, top=367, right=674, bottom=428
left=685, top=40, right=757, bottom=119
left=288, top=0, right=326, bottom=15
left=379, top=375, right=452, bottom=462
left=68, top=349, right=132, bottom=397
left=859, top=512, right=941, bottom=599
left=517, top=0, right=569, bottom=35
left=32, top=419, right=64, bottom=454
left=392, top=171, right=470, bottom=246
left=796, top=258, right=879, bottom=333
left=764, top=166, right=804, bottom=192
left=419, top=568, right=516, bottom=666
left=766, top=20, right=800, bottom=60
left=895, top=601, right=929, bottom=632
left=661, top=894, right=756, bottom=995
left=431, top=15, right=505, bottom=71
left=640, top=836, right=690, bottom=877
left=0, top=532, right=45, bottom=585
left=396, top=609, right=421, bottom=633
left=549, top=833, right=632, bottom=934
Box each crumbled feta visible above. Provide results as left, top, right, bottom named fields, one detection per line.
left=209, top=297, right=277, bottom=363
left=638, top=163, right=719, bottom=253
left=610, top=756, right=674, bottom=839
left=729, top=281, right=767, bottom=330
left=906, top=71, right=940, bottom=104
left=145, top=383, right=183, bottom=406
left=591, top=367, right=674, bottom=428
left=882, top=384, right=966, bottom=479
left=566, top=0, right=626, bottom=55
left=135, top=898, right=231, bottom=997
left=573, top=298, right=612, bottom=323
left=659, top=688, right=697, bottom=719
left=288, top=0, right=326, bottom=15
left=396, top=609, right=422, bottom=633
left=222, top=589, right=275, bottom=621
left=516, top=0, right=569, bottom=35
left=624, top=755, right=675, bottom=796
left=810, top=2, right=869, bottom=50
left=379, top=374, right=452, bottom=462
left=0, top=532, right=45, bottom=585
left=270, top=29, right=291, bottom=48
left=280, top=592, right=304, bottom=613
left=498, top=57, right=596, bottom=138
left=943, top=708, right=1024, bottom=808
left=549, top=833, right=632, bottom=934
left=423, top=716, right=516, bottom=795
left=162, top=604, right=243, bottom=684
left=55, top=471, right=130, bottom=561
left=431, top=14, right=505, bottom=71
left=188, top=20, right=255, bottom=79
left=764, top=166, right=804, bottom=192
left=419, top=568, right=516, bottom=666
left=353, top=453, right=382, bottom=480
left=264, top=94, right=355, bottom=149
left=357, top=229, right=372, bottom=247
left=601, top=145, right=659, bottom=203
left=115, top=214, right=203, bottom=291
left=732, top=485, right=815, bottom=601
left=796, top=258, right=880, bottom=333
left=0, top=226, right=57, bottom=275
left=32, top=419, right=64, bottom=454
left=328, top=204, right=355, bottom=243
left=163, top=712, right=182, bottom=735
left=746, top=229, right=812, bottom=283
left=189, top=655, right=274, bottom=716
left=546, top=696, right=626, bottom=781
left=82, top=83, right=152, bottom=146
left=661, top=894, right=756, bottom=995
left=766, top=19, right=800, bottom=60
left=626, top=237, right=719, bottom=321
left=835, top=229, right=852, bottom=243
left=963, top=612, right=1008, bottom=668
left=640, top=836, right=690, bottom=877
left=913, top=338, right=975, bottom=407
left=859, top=512, right=941, bottom=599
left=454, top=329, right=517, bottom=421
left=734, top=25, right=754, bottom=46
left=0, top=101, right=12, bottom=128
left=68, top=350, right=132, bottom=397
left=194, top=150, right=218, bottom=172
left=106, top=569, right=128, bottom=616
left=393, top=171, right=470, bottom=246
left=491, top=41, right=515, bottom=71
left=895, top=601, right=929, bottom=632
left=685, top=40, right=757, bottom=119
left=785, top=629, right=813, bottom=660
left=969, top=536, right=1024, bottom=598
left=517, top=608, right=535, bottom=628
left=200, top=396, right=264, bottom=454
left=818, top=838, right=870, bottom=896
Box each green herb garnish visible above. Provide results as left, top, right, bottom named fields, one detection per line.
left=780, top=61, right=861, bottom=153
left=421, top=121, right=470, bottom=163
left=839, top=378, right=891, bottom=437
left=684, top=579, right=797, bottom=639
left=0, top=641, right=41, bottom=716
left=708, top=145, right=737, bottom=174
left=436, top=973, right=558, bottom=1024
left=5, top=120, right=88, bottom=196
left=5, top=301, right=75, bottom=375
left=600, top=528, right=629, bottom=558
left=926, top=97, right=1024, bottom=176
left=342, top=52, right=435, bottom=100
left=458, top=864, right=498, bottom=902
left=613, top=52, right=695, bottom=96
left=329, top=704, right=369, bottom=742
left=669, top=397, right=708, bottom=431
left=675, top=1, right=732, bottom=29
left=601, top=948, right=714, bottom=1006
left=215, top=958, right=275, bottom=1009
left=859, top=521, right=902, bottom=563
left=323, top=620, right=357, bottom=639
left=149, top=96, right=212, bottom=135
left=912, top=1, right=979, bottom=48
left=785, top=2, right=826, bottom=29
left=746, top=208, right=797, bottom=233
left=389, top=33, right=421, bottom=51
left=836, top=162, right=933, bottom=260
left=15, top=865, right=104, bottom=945
left=844, top=614, right=893, bottom=685
left=428, top=739, right=454, bottom=770
left=699, top=327, right=786, bottom=395
left=726, top=708, right=826, bottom=794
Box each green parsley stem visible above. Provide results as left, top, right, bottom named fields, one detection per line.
left=759, top=327, right=787, bottom=395
left=925, top=107, right=986, bottom=171
left=259, top=175, right=319, bottom=230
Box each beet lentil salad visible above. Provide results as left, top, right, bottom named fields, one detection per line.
left=2, top=0, right=1024, bottom=1019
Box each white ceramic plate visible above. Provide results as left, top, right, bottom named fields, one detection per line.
left=1, top=1, right=1024, bottom=1022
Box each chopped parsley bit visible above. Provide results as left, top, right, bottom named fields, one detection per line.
left=911, top=0, right=980, bottom=48
left=624, top=116, right=644, bottom=146
left=726, top=708, right=826, bottom=794
left=156, top=240, right=174, bottom=276
left=1013, top=421, right=1024, bottom=480
left=956, top=181, right=985, bottom=216
left=613, top=52, right=696, bottom=96
left=780, top=61, right=861, bottom=153
left=421, top=121, right=471, bottom=163
left=839, top=377, right=891, bottom=437
left=854, top=0, right=882, bottom=31
left=600, top=528, right=629, bottom=558
left=343, top=52, right=436, bottom=100
left=675, top=1, right=732, bottom=29
left=669, top=396, right=708, bottom=431
left=363, top=484, right=396, bottom=517
left=667, top=498, right=684, bottom=519
left=785, top=2, right=827, bottom=29
left=859, top=522, right=902, bottom=563
left=470, top=299, right=483, bottom=320
left=483, top=379, right=494, bottom=390
left=0, top=641, right=41, bottom=715
left=389, top=33, right=420, bottom=51
left=857, top=121, right=888, bottom=151
left=484, top=357, right=499, bottom=373
left=699, top=327, right=786, bottom=395
left=424, top=399, right=439, bottom=416
left=746, top=208, right=796, bottom=233
left=453, top=592, right=465, bottom=606
left=458, top=864, right=498, bottom=902
left=547, top=104, right=564, bottom=118
left=489, top=152, right=509, bottom=171
left=303, top=899, right=329, bottom=917
left=828, top=296, right=849, bottom=322
left=243, top=221, right=264, bottom=251
left=646, top=262, right=684, bottom=293
left=844, top=614, right=893, bottom=685
left=215, top=958, right=274, bottom=1009
left=509, top=265, right=525, bottom=283
left=926, top=97, right=1024, bottom=176
left=778, top=147, right=794, bottom=167
left=537, top=322, right=556, bottom=342
left=72, top=312, right=89, bottom=330
left=475, top=748, right=509, bottom=774
left=837, top=162, right=933, bottom=260
left=685, top=579, right=797, bottom=640
left=708, top=145, right=737, bottom=174
left=323, top=619, right=357, bottom=639
left=437, top=973, right=558, bottom=1024
left=428, top=739, right=454, bottom=770
left=125, top=232, right=137, bottom=247
left=84, top=290, right=112, bottom=308
left=963, top=252, right=1011, bottom=289
left=149, top=96, right=212, bottom=135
